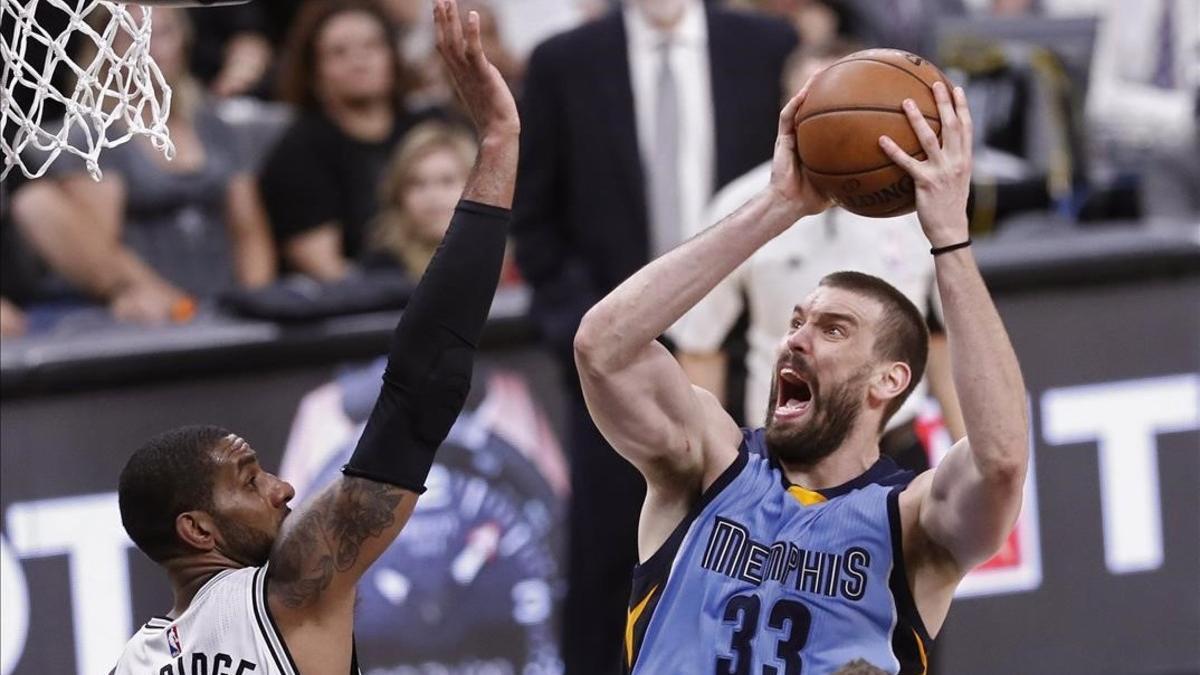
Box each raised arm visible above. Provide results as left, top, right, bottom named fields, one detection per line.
left=573, top=89, right=828, bottom=549
left=881, top=83, right=1029, bottom=574
left=266, top=0, right=518, bottom=628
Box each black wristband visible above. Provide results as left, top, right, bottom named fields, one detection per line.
left=930, top=239, right=972, bottom=256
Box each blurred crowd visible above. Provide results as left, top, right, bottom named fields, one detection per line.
left=0, top=0, right=1195, bottom=672
left=0, top=0, right=1195, bottom=340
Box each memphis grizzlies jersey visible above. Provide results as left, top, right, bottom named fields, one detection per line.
left=113, top=565, right=357, bottom=675
left=625, top=429, right=930, bottom=675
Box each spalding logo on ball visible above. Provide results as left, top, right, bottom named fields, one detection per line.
left=795, top=48, right=953, bottom=218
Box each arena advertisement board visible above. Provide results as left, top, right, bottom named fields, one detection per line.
left=277, top=359, right=568, bottom=674
left=934, top=279, right=1200, bottom=675
left=0, top=349, right=568, bottom=675
left=1, top=275, right=1198, bottom=675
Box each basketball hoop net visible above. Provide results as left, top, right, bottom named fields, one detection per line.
left=1, top=0, right=173, bottom=181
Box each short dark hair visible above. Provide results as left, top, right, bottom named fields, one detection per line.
left=118, top=425, right=229, bottom=563
left=277, top=0, right=416, bottom=111
left=819, top=271, right=929, bottom=428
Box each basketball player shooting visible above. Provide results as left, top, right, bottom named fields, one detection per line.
left=574, top=80, right=1028, bottom=673
left=111, top=2, right=518, bottom=672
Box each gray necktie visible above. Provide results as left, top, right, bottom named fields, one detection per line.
left=649, top=40, right=682, bottom=256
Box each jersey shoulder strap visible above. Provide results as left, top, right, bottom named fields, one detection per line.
left=252, top=566, right=302, bottom=675
left=624, top=432, right=755, bottom=672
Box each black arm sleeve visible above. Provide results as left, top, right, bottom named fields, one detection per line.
left=343, top=200, right=510, bottom=492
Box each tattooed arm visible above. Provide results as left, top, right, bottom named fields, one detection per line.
left=264, top=478, right=416, bottom=673
left=268, top=477, right=412, bottom=610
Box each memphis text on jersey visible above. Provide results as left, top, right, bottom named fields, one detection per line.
left=702, top=516, right=871, bottom=601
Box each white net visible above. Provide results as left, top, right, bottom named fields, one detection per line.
left=1, top=0, right=173, bottom=181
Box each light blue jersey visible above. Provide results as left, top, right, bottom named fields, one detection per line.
left=624, top=429, right=930, bottom=675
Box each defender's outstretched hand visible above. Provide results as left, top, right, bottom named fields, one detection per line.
left=434, top=0, right=519, bottom=139
left=768, top=78, right=831, bottom=220
left=879, top=81, right=972, bottom=248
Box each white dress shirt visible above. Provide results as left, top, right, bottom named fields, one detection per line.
left=624, top=0, right=716, bottom=255
left=668, top=162, right=940, bottom=431
left=1086, top=0, right=1199, bottom=149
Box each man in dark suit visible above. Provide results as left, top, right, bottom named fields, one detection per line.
left=512, top=2, right=796, bottom=672
left=840, top=0, right=966, bottom=58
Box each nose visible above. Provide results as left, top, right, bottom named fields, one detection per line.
left=270, top=477, right=295, bottom=508
left=786, top=322, right=812, bottom=354
left=349, top=44, right=377, bottom=69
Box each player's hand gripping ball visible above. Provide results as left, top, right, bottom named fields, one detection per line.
left=794, top=49, right=954, bottom=217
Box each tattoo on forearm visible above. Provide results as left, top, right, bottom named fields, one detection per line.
left=270, top=477, right=405, bottom=608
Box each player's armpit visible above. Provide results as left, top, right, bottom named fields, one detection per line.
left=895, top=473, right=959, bottom=638
left=267, top=476, right=418, bottom=612
left=912, top=436, right=1025, bottom=572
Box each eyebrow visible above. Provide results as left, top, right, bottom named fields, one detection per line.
left=818, top=311, right=859, bottom=326
left=234, top=454, right=259, bottom=472
left=792, top=306, right=860, bottom=326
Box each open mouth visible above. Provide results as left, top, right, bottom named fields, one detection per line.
left=774, top=367, right=813, bottom=419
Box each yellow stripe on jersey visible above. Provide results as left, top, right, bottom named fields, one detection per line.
left=787, top=485, right=828, bottom=506
left=625, top=584, right=659, bottom=668
left=914, top=629, right=928, bottom=674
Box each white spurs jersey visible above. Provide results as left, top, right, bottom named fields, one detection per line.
left=113, top=565, right=328, bottom=675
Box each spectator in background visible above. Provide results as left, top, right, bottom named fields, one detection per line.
left=1087, top=0, right=1200, bottom=218
left=368, top=120, right=521, bottom=290
left=840, top=0, right=966, bottom=58
left=0, top=195, right=33, bottom=338
left=936, top=8, right=1078, bottom=230
left=670, top=40, right=964, bottom=480
left=10, top=6, right=275, bottom=326
left=0, top=297, right=25, bottom=338
left=368, top=121, right=476, bottom=279
left=511, top=1, right=795, bottom=672
left=990, top=0, right=1042, bottom=15
left=187, top=3, right=274, bottom=98
left=258, top=0, right=431, bottom=281
left=736, top=0, right=852, bottom=49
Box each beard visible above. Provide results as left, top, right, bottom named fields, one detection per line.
left=764, top=364, right=869, bottom=468
left=212, top=511, right=276, bottom=567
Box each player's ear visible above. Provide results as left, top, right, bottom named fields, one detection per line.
left=176, top=511, right=217, bottom=552
left=870, top=361, right=910, bottom=404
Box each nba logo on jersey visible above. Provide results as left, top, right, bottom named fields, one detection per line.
left=167, top=625, right=182, bottom=658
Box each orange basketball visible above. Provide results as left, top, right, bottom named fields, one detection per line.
left=794, top=49, right=953, bottom=218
